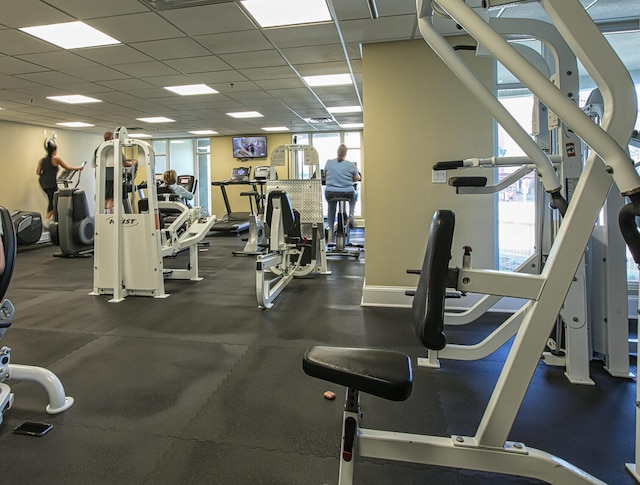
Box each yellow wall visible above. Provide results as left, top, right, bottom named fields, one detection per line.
left=0, top=121, right=102, bottom=216
left=209, top=133, right=291, bottom=219
left=363, top=39, right=495, bottom=290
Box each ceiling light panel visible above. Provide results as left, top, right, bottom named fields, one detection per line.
left=327, top=106, right=362, bottom=113
left=241, top=0, right=331, bottom=28
left=137, top=116, right=176, bottom=123
left=303, top=73, right=352, bottom=86
left=164, top=84, right=218, bottom=95
left=262, top=126, right=289, bottom=131
left=56, top=122, right=95, bottom=127
left=47, top=95, right=103, bottom=104
left=190, top=130, right=218, bottom=135
left=227, top=111, right=263, bottom=118
left=20, top=22, right=120, bottom=50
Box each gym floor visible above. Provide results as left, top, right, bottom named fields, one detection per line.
left=0, top=230, right=636, bottom=485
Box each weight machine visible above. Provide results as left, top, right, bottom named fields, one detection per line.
left=91, top=127, right=216, bottom=302
left=416, top=14, right=629, bottom=384
left=256, top=145, right=330, bottom=309
left=304, top=1, right=638, bottom=482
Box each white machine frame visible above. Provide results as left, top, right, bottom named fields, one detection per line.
left=419, top=10, right=629, bottom=385
left=305, top=1, right=637, bottom=483
left=91, top=127, right=216, bottom=302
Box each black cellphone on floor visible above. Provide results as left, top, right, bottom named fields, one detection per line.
left=13, top=421, right=53, bottom=437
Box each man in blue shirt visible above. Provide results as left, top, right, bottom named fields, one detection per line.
left=324, top=144, right=361, bottom=243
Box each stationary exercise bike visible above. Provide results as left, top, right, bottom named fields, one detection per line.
left=49, top=161, right=94, bottom=258
left=326, top=195, right=360, bottom=259
left=0, top=206, right=74, bottom=426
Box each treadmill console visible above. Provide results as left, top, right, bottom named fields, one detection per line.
left=230, top=166, right=251, bottom=182
left=254, top=165, right=272, bottom=180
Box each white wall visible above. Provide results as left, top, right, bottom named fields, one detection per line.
left=362, top=39, right=496, bottom=305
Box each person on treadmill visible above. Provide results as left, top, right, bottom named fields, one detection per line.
left=36, top=138, right=84, bottom=226
left=324, top=144, right=360, bottom=243
left=162, top=170, right=194, bottom=206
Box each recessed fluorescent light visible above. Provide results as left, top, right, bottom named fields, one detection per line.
left=56, top=122, right=95, bottom=128
left=189, top=130, right=218, bottom=135
left=327, top=106, right=362, bottom=114
left=241, top=0, right=331, bottom=28
left=262, top=126, right=289, bottom=132
left=47, top=95, right=102, bottom=104
left=226, top=111, right=263, bottom=119
left=20, top=21, right=120, bottom=50
left=137, top=117, right=175, bottom=123
left=339, top=123, right=364, bottom=129
left=304, top=74, right=351, bottom=87
left=129, top=133, right=153, bottom=139
left=164, top=84, right=218, bottom=96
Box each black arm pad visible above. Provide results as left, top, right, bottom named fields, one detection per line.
left=433, top=160, right=463, bottom=171
left=620, top=194, right=640, bottom=265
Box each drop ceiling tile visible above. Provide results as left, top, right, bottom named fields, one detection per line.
left=238, top=66, right=296, bottom=80
left=190, top=70, right=248, bottom=84
left=219, top=50, right=287, bottom=69
left=164, top=56, right=230, bottom=74
left=17, top=51, right=100, bottom=70
left=89, top=13, right=184, bottom=43
left=0, top=30, right=60, bottom=56
left=48, top=0, right=149, bottom=19
left=196, top=30, right=273, bottom=55
left=294, top=61, right=349, bottom=76
left=341, top=15, right=417, bottom=43
left=139, top=74, right=202, bottom=87
left=111, top=61, right=179, bottom=78
left=376, top=0, right=419, bottom=16
left=212, top=81, right=261, bottom=93
left=130, top=38, right=211, bottom=60
left=267, top=87, right=315, bottom=98
left=332, top=0, right=373, bottom=21
left=120, top=88, right=174, bottom=100
left=17, top=70, right=86, bottom=87
left=254, top=78, right=306, bottom=90
left=0, top=56, right=49, bottom=75
left=97, top=78, right=155, bottom=91
left=0, top=0, right=73, bottom=28
left=263, top=24, right=340, bottom=49
left=65, top=66, right=131, bottom=82
left=158, top=3, right=255, bottom=35
left=75, top=45, right=154, bottom=65
left=281, top=44, right=347, bottom=64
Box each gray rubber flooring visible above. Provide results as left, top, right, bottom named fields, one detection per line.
left=0, top=231, right=636, bottom=484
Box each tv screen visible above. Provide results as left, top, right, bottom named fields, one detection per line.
left=232, top=136, right=268, bottom=159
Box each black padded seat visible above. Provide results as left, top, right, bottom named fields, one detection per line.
left=303, top=346, right=412, bottom=402
left=266, top=190, right=295, bottom=236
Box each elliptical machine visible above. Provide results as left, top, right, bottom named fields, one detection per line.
left=49, top=161, right=94, bottom=257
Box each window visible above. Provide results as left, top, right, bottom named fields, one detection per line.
left=292, top=131, right=363, bottom=219
left=496, top=91, right=537, bottom=271
left=152, top=140, right=167, bottom=175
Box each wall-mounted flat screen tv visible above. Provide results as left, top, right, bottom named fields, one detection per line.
left=232, top=136, right=268, bottom=159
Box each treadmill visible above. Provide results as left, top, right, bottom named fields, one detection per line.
left=210, top=167, right=256, bottom=234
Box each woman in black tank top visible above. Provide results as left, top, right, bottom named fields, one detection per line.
left=36, top=138, right=85, bottom=224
